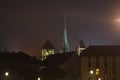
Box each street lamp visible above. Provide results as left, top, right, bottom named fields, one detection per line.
left=90, top=70, right=94, bottom=75
left=38, top=77, right=40, bottom=80
left=5, top=72, right=9, bottom=77
left=98, top=77, right=101, bottom=80
left=89, top=70, right=94, bottom=80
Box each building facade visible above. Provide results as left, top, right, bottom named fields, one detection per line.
left=40, top=45, right=120, bottom=80
left=80, top=46, right=120, bottom=80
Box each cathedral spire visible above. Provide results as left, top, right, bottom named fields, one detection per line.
left=61, top=16, right=70, bottom=53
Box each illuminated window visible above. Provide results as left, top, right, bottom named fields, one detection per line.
left=96, top=69, right=100, bottom=75
left=42, top=48, right=55, bottom=60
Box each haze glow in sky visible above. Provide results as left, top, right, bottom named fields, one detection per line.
left=0, top=0, right=120, bottom=58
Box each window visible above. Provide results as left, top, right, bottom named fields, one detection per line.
left=88, top=61, right=91, bottom=68
left=96, top=69, right=100, bottom=75
left=104, top=56, right=107, bottom=60
left=96, top=56, right=99, bottom=60
left=112, top=77, right=116, bottom=80
left=88, top=56, right=91, bottom=61
left=112, top=71, right=116, bottom=75
left=112, top=56, right=116, bottom=60
left=112, top=61, right=116, bottom=68
left=104, top=61, right=108, bottom=67
left=104, top=68, right=108, bottom=74
left=96, top=61, right=99, bottom=68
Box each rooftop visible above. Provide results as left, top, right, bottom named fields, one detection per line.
left=41, top=51, right=76, bottom=66
left=81, top=45, right=120, bottom=56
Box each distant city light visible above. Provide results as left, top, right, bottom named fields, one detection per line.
left=90, top=70, right=94, bottom=75
left=98, top=77, right=101, bottom=80
left=114, top=17, right=120, bottom=23
left=114, top=18, right=120, bottom=22
left=38, top=77, right=40, bottom=80
left=5, top=72, right=9, bottom=76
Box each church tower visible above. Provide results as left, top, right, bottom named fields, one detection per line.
left=75, top=39, right=86, bottom=55
left=61, top=17, right=70, bottom=53
left=41, top=40, right=55, bottom=60
left=79, top=39, right=86, bottom=49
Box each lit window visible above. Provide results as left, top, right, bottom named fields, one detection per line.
left=96, top=69, right=100, bottom=75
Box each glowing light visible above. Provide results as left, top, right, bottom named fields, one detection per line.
left=38, top=77, right=40, bottom=80
left=113, top=17, right=120, bottom=33
left=114, top=18, right=120, bottom=22
left=96, top=69, right=100, bottom=75
left=5, top=72, right=9, bottom=76
left=90, top=70, right=94, bottom=75
left=98, top=77, right=101, bottom=80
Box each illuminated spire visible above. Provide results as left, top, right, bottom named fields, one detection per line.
left=61, top=16, right=70, bottom=53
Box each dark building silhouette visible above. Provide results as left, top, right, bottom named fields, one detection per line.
left=2, top=45, right=120, bottom=80
left=0, top=51, right=40, bottom=80
left=40, top=51, right=80, bottom=80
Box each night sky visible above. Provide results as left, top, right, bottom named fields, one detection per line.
left=0, top=0, right=120, bottom=58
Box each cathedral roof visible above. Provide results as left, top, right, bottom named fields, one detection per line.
left=42, top=40, right=55, bottom=49
left=81, top=45, right=120, bottom=56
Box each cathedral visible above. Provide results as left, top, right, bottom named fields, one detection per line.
left=41, top=40, right=55, bottom=60
left=41, top=17, right=86, bottom=60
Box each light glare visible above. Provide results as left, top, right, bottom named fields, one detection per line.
left=98, top=77, right=101, bottom=80
left=5, top=72, right=9, bottom=76
left=114, top=18, right=120, bottom=22
left=90, top=70, right=94, bottom=74
left=38, top=77, right=40, bottom=80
